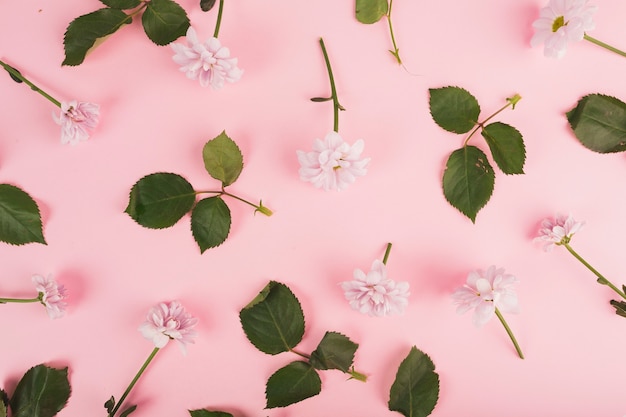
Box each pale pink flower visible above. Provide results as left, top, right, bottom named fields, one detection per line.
left=171, top=26, right=243, bottom=89
left=32, top=274, right=67, bottom=319
left=52, top=100, right=100, bottom=145
left=340, top=259, right=409, bottom=317
left=451, top=266, right=519, bottom=328
left=139, top=301, right=198, bottom=353
left=531, top=0, right=597, bottom=58
left=296, top=131, right=370, bottom=191
left=535, top=213, right=585, bottom=251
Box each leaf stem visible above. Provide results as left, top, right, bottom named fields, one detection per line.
left=108, top=347, right=160, bottom=417
left=0, top=59, right=61, bottom=107
left=463, top=94, right=521, bottom=147
left=213, top=0, right=225, bottom=38
left=494, top=308, right=524, bottom=359
left=195, top=190, right=273, bottom=216
left=290, top=348, right=311, bottom=360
left=0, top=297, right=40, bottom=304
left=318, top=38, right=344, bottom=133
left=348, top=367, right=368, bottom=382
left=382, top=242, right=392, bottom=265
left=386, top=0, right=402, bottom=64
left=563, top=243, right=626, bottom=299
left=583, top=34, right=626, bottom=58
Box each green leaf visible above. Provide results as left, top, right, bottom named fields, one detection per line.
left=142, top=0, right=190, bottom=46
left=429, top=86, right=480, bottom=134
left=125, top=173, right=196, bottom=229
left=0, top=389, right=7, bottom=417
left=62, top=8, right=131, bottom=66
left=481, top=122, right=526, bottom=175
left=388, top=347, right=440, bottom=417
left=355, top=0, right=389, bottom=24
left=119, top=405, right=137, bottom=417
left=566, top=94, right=626, bottom=153
left=202, top=131, right=244, bottom=187
left=10, top=365, right=71, bottom=417
left=265, top=361, right=321, bottom=409
left=309, top=331, right=358, bottom=372
left=200, top=0, right=217, bottom=12
left=0, top=184, right=46, bottom=245
left=189, top=410, right=233, bottom=417
left=442, top=146, right=495, bottom=223
left=239, top=281, right=305, bottom=355
left=2, top=64, right=23, bottom=83
left=99, top=0, right=141, bottom=9
left=190, top=196, right=231, bottom=252
left=610, top=300, right=626, bottom=318
left=104, top=396, right=115, bottom=413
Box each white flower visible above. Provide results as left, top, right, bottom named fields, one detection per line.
left=139, top=301, right=198, bottom=354
left=296, top=131, right=370, bottom=191
left=534, top=213, right=585, bottom=251
left=32, top=274, right=68, bottom=319
left=171, top=26, right=243, bottom=89
left=340, top=259, right=409, bottom=317
left=53, top=100, right=100, bottom=145
left=531, top=0, right=597, bottom=58
left=451, top=266, right=519, bottom=327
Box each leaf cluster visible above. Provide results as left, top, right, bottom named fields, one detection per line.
left=63, top=0, right=190, bottom=66
left=567, top=94, right=626, bottom=154
left=429, top=86, right=526, bottom=222
left=239, top=281, right=362, bottom=408
left=0, top=183, right=46, bottom=246
left=125, top=131, right=267, bottom=253
left=1, top=364, right=71, bottom=417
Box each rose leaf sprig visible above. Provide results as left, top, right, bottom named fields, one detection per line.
left=1, top=364, right=71, bottom=417
left=63, top=0, right=190, bottom=66
left=429, top=86, right=524, bottom=222
left=105, top=301, right=197, bottom=417
left=0, top=60, right=100, bottom=145
left=388, top=346, right=440, bottom=417
left=0, top=274, right=67, bottom=319
left=566, top=93, right=626, bottom=154
left=531, top=0, right=626, bottom=59
left=355, top=0, right=403, bottom=64
left=239, top=281, right=367, bottom=408
left=535, top=214, right=626, bottom=317
left=125, top=131, right=272, bottom=253
left=0, top=183, right=46, bottom=246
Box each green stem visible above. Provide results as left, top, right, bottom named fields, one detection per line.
left=108, top=347, right=160, bottom=417
left=463, top=94, right=521, bottom=147
left=290, top=348, right=311, bottom=360
left=563, top=243, right=626, bottom=299
left=382, top=243, right=392, bottom=265
left=195, top=190, right=272, bottom=216
left=0, top=59, right=61, bottom=107
left=386, top=0, right=402, bottom=64
left=213, top=0, right=225, bottom=38
left=348, top=367, right=368, bottom=382
left=318, top=38, right=343, bottom=133
left=0, top=297, right=40, bottom=304
left=494, top=308, right=524, bottom=359
left=584, top=34, right=626, bottom=58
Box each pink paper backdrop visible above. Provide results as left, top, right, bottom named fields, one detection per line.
left=2, top=0, right=626, bottom=416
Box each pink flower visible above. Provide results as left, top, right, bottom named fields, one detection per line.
left=340, top=259, right=409, bottom=317
left=171, top=26, right=243, bottom=89
left=139, top=301, right=198, bottom=353
left=535, top=213, right=585, bottom=251
left=53, top=100, right=100, bottom=145
left=451, top=266, right=519, bottom=327
left=296, top=131, right=370, bottom=191
left=32, top=274, right=67, bottom=319
left=531, top=0, right=597, bottom=58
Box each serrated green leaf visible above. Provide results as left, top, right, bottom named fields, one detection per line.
left=202, top=132, right=244, bottom=187
left=190, top=196, right=231, bottom=252
left=125, top=173, right=196, bottom=229
left=442, top=146, right=494, bottom=223
left=62, top=8, right=131, bottom=66
left=239, top=281, right=305, bottom=355
left=566, top=94, right=626, bottom=153
left=355, top=0, right=388, bottom=23
left=119, top=405, right=137, bottom=417
left=142, top=0, right=189, bottom=46
left=309, top=331, right=358, bottom=372
left=99, top=0, right=141, bottom=9
left=481, top=122, right=526, bottom=175
left=189, top=409, right=233, bottom=417
left=265, top=361, right=321, bottom=409
left=200, top=0, right=217, bottom=12
left=429, top=86, right=480, bottom=134
left=388, top=346, right=439, bottom=417
left=10, top=365, right=71, bottom=417
left=0, top=184, right=46, bottom=245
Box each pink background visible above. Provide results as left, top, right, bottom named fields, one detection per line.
left=2, top=0, right=626, bottom=416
